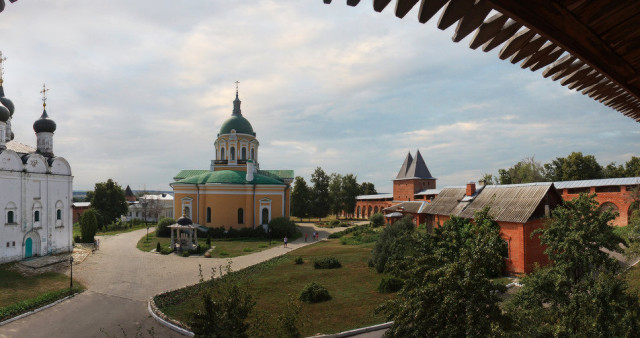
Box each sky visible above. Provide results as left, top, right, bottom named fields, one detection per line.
left=1, top=0, right=638, bottom=193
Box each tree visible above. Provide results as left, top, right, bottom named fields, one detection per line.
left=604, top=162, right=626, bottom=178
left=328, top=173, right=343, bottom=216
left=480, top=173, right=496, bottom=185
left=310, top=167, right=330, bottom=220
left=156, top=217, right=175, bottom=238
left=80, top=208, right=98, bottom=243
left=369, top=215, right=415, bottom=273
left=505, top=194, right=640, bottom=336
left=543, top=152, right=603, bottom=181
left=290, top=177, right=310, bottom=219
left=497, top=156, right=546, bottom=184
left=90, top=179, right=128, bottom=227
left=626, top=156, right=640, bottom=177
left=359, top=182, right=376, bottom=195
left=341, top=174, right=360, bottom=218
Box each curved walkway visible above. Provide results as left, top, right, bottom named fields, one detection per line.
left=0, top=224, right=341, bottom=338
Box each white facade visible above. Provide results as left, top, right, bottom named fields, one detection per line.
left=126, top=193, right=174, bottom=223
left=0, top=142, right=73, bottom=263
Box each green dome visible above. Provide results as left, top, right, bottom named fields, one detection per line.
left=219, top=115, right=255, bottom=136
left=177, top=170, right=283, bottom=185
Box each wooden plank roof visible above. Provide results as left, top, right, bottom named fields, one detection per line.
left=322, top=0, right=640, bottom=123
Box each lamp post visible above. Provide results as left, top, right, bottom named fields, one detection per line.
left=69, top=256, right=74, bottom=290
left=268, top=228, right=272, bottom=246
left=146, top=224, right=149, bottom=241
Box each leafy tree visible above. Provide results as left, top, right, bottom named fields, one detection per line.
left=369, top=212, right=385, bottom=228
left=604, top=162, right=626, bottom=178
left=268, top=217, right=297, bottom=238
left=480, top=173, right=496, bottom=185
left=359, top=182, right=377, bottom=195
left=328, top=173, right=343, bottom=216
left=543, top=152, right=603, bottom=181
left=626, top=156, right=640, bottom=177
left=156, top=217, right=175, bottom=238
left=89, top=179, right=128, bottom=228
left=369, top=215, right=415, bottom=273
left=498, top=156, right=546, bottom=184
left=290, top=177, right=310, bottom=219
left=80, top=208, right=98, bottom=243
left=310, top=167, right=330, bottom=219
left=506, top=194, right=640, bottom=336
left=341, top=174, right=360, bottom=217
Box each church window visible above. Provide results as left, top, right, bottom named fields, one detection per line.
left=251, top=149, right=255, bottom=160
left=221, top=147, right=225, bottom=160
left=34, top=210, right=40, bottom=222
left=238, top=208, right=244, bottom=224
left=261, top=208, right=269, bottom=225
left=57, top=209, right=62, bottom=220
left=206, top=207, right=211, bottom=223
left=241, top=147, right=247, bottom=160
left=7, top=211, right=14, bottom=224
left=230, top=147, right=236, bottom=161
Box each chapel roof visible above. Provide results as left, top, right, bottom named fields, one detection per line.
left=219, top=90, right=255, bottom=136
left=395, top=150, right=434, bottom=180
left=174, top=170, right=285, bottom=185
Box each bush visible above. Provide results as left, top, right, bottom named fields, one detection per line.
left=156, top=242, right=161, bottom=252
left=314, top=257, right=342, bottom=269
left=226, top=227, right=240, bottom=238
left=294, top=256, right=304, bottom=264
left=378, top=276, right=404, bottom=293
left=299, top=282, right=331, bottom=303
left=243, top=247, right=254, bottom=253
left=370, top=212, right=385, bottom=227
left=160, top=248, right=173, bottom=255
left=156, top=217, right=175, bottom=238
left=370, top=215, right=415, bottom=273
left=258, top=243, right=268, bottom=248
left=220, top=251, right=229, bottom=256
left=73, top=235, right=81, bottom=244
left=182, top=251, right=191, bottom=257
left=269, top=217, right=298, bottom=238
left=80, top=208, right=99, bottom=243
left=206, top=235, right=211, bottom=246
left=330, top=220, right=340, bottom=227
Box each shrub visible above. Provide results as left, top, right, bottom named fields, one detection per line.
left=370, top=212, right=385, bottom=227
left=80, top=208, right=99, bottom=243
left=206, top=235, right=211, bottom=246
left=378, top=276, right=404, bottom=293
left=156, top=217, right=175, bottom=238
left=226, top=227, right=240, bottom=238
left=294, top=256, right=304, bottom=264
left=330, top=220, right=340, bottom=227
left=238, top=227, right=254, bottom=238
left=73, top=235, right=81, bottom=244
left=258, top=243, right=268, bottom=248
left=269, top=217, right=298, bottom=238
left=220, top=251, right=229, bottom=256
left=370, top=215, right=415, bottom=273
left=314, top=257, right=341, bottom=269
left=243, top=247, right=254, bottom=253
left=160, top=248, right=173, bottom=255
left=299, top=282, right=331, bottom=303
left=156, top=242, right=161, bottom=252
left=182, top=251, right=191, bottom=257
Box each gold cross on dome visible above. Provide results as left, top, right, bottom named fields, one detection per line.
left=40, top=84, right=49, bottom=108
left=235, top=80, right=240, bottom=91
left=0, top=51, right=6, bottom=84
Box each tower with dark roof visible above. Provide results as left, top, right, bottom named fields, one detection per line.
left=393, top=150, right=436, bottom=201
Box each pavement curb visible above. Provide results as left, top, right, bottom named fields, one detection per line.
left=0, top=292, right=79, bottom=327
left=308, top=321, right=393, bottom=338
left=147, top=298, right=194, bottom=337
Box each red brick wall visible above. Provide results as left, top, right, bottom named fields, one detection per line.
left=559, top=185, right=638, bottom=226
left=72, top=206, right=90, bottom=224
left=393, top=179, right=436, bottom=201
left=354, top=200, right=394, bottom=219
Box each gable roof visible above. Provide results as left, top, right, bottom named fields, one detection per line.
left=6, top=141, right=35, bottom=154
left=384, top=201, right=427, bottom=214
left=422, top=182, right=558, bottom=223
left=555, top=177, right=640, bottom=189
left=395, top=150, right=435, bottom=180
left=395, top=152, right=413, bottom=179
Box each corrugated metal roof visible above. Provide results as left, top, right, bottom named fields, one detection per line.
left=555, top=177, right=640, bottom=189
left=356, top=193, right=393, bottom=200
left=415, top=188, right=442, bottom=196
left=173, top=169, right=209, bottom=181
left=72, top=202, right=91, bottom=207
left=6, top=141, right=35, bottom=154
left=259, top=170, right=294, bottom=180
left=421, top=187, right=467, bottom=215
left=384, top=201, right=425, bottom=214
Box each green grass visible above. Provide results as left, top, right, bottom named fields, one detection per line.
left=0, top=263, right=85, bottom=321
left=137, top=232, right=280, bottom=258
left=154, top=240, right=394, bottom=336
left=73, top=222, right=150, bottom=240
left=626, top=264, right=640, bottom=297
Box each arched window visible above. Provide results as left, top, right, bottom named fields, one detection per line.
left=220, top=147, right=225, bottom=160
left=57, top=209, right=62, bottom=220
left=357, top=206, right=360, bottom=218
left=374, top=206, right=379, bottom=213
left=206, top=207, right=211, bottom=223
left=599, top=202, right=619, bottom=214
left=34, top=210, right=40, bottom=222
left=629, top=201, right=640, bottom=224
left=368, top=206, right=372, bottom=217
left=262, top=208, right=269, bottom=225
left=230, top=147, right=236, bottom=161
left=7, top=210, right=14, bottom=224
left=238, top=208, right=244, bottom=224
left=251, top=148, right=255, bottom=160
left=184, top=207, right=190, bottom=218
left=241, top=147, right=247, bottom=160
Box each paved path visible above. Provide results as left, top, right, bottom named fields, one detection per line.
left=0, top=224, right=341, bottom=338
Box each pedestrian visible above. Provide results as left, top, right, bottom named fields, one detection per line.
left=284, top=236, right=288, bottom=248
left=305, top=233, right=308, bottom=242
left=316, top=232, right=319, bottom=241
left=312, top=231, right=316, bottom=241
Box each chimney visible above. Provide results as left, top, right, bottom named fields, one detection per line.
left=246, top=159, right=254, bottom=181
left=466, top=182, right=476, bottom=196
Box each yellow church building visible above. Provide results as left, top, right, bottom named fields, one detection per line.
left=170, top=88, right=293, bottom=230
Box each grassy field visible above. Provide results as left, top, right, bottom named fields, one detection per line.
left=73, top=222, right=150, bottom=240
left=137, top=232, right=281, bottom=258
left=291, top=215, right=360, bottom=223
left=154, top=239, right=393, bottom=336
left=0, top=263, right=84, bottom=321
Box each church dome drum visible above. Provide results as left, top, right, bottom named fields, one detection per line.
left=0, top=103, right=9, bottom=122
left=219, top=115, right=255, bottom=135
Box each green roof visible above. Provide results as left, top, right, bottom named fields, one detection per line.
left=219, top=115, right=255, bottom=135
left=259, top=170, right=294, bottom=180
left=175, top=170, right=285, bottom=185
left=173, top=170, right=209, bottom=181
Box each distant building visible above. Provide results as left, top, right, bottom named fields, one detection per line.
left=0, top=65, right=73, bottom=263
left=126, top=193, right=174, bottom=223
left=124, top=185, right=137, bottom=202
left=72, top=202, right=91, bottom=224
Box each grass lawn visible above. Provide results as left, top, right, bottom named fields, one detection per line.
left=0, top=263, right=85, bottom=321
left=137, top=232, right=280, bottom=258
left=291, top=215, right=359, bottom=223
left=73, top=222, right=150, bottom=240
left=626, top=264, right=640, bottom=297
left=154, top=239, right=394, bottom=336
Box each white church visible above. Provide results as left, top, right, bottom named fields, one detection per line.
left=0, top=53, right=73, bottom=263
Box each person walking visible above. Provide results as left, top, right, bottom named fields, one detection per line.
left=305, top=233, right=308, bottom=242
left=284, top=236, right=288, bottom=248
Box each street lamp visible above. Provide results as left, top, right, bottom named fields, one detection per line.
left=69, top=256, right=74, bottom=290
left=146, top=224, right=150, bottom=241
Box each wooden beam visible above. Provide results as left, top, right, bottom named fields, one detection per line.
left=551, top=60, right=584, bottom=81
left=560, top=64, right=590, bottom=86
left=452, top=0, right=492, bottom=42
left=418, top=0, right=449, bottom=24
left=542, top=54, right=576, bottom=78
left=498, top=28, right=535, bottom=60
left=527, top=45, right=564, bottom=71
left=469, top=12, right=508, bottom=50
left=438, top=0, right=475, bottom=30
left=510, top=34, right=546, bottom=64
left=346, top=0, right=361, bottom=6
left=482, top=19, right=522, bottom=52
left=373, top=0, right=392, bottom=12
left=396, top=0, right=420, bottom=18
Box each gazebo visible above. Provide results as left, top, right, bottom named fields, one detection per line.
left=169, top=213, right=199, bottom=252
